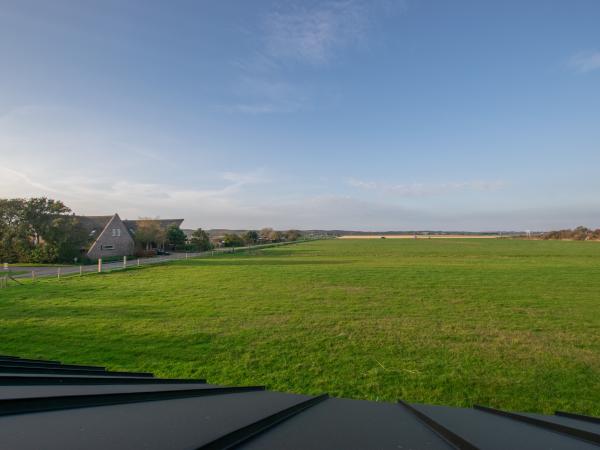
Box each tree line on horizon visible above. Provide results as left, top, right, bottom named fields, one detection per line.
left=541, top=226, right=600, bottom=241
left=219, top=228, right=302, bottom=248
left=0, top=197, right=303, bottom=264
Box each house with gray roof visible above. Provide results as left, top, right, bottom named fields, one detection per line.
left=76, top=214, right=184, bottom=260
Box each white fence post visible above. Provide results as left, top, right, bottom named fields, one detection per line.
left=137, top=258, right=140, bottom=267
left=123, top=256, right=127, bottom=269
left=98, top=258, right=102, bottom=273
left=57, top=267, right=61, bottom=280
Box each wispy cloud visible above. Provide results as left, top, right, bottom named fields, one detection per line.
left=347, top=178, right=507, bottom=197
left=263, top=0, right=406, bottom=65
left=569, top=50, right=600, bottom=73
left=224, top=0, right=404, bottom=114
left=0, top=105, right=273, bottom=225
left=263, top=1, right=370, bottom=65
left=0, top=164, right=269, bottom=220
left=347, top=179, right=377, bottom=190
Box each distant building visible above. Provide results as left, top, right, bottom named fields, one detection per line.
left=76, top=214, right=184, bottom=260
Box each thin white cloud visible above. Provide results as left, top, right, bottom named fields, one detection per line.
left=263, top=0, right=406, bottom=65
left=347, top=178, right=507, bottom=197
left=0, top=105, right=272, bottom=225
left=225, top=0, right=404, bottom=114
left=347, top=178, right=377, bottom=190
left=0, top=167, right=60, bottom=194
left=569, top=50, right=600, bottom=73
left=263, top=1, right=369, bottom=65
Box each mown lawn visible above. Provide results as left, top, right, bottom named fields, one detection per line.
left=1, top=239, right=600, bottom=414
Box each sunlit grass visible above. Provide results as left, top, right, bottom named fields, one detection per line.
left=1, top=238, right=600, bottom=414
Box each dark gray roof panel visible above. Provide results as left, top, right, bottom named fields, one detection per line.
left=0, top=361, right=106, bottom=371
left=74, top=216, right=113, bottom=235
left=520, top=412, right=600, bottom=436
left=241, top=397, right=454, bottom=450
left=0, top=365, right=152, bottom=377
left=0, top=356, right=596, bottom=449
left=413, top=404, right=600, bottom=450
left=0, top=383, right=218, bottom=400
left=0, top=356, right=62, bottom=364
left=0, top=373, right=206, bottom=385
left=0, top=391, right=313, bottom=450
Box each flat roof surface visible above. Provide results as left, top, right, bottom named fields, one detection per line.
left=1, top=355, right=598, bottom=449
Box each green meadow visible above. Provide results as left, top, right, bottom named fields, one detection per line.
left=1, top=238, right=600, bottom=415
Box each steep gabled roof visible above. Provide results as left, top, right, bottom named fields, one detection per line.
left=74, top=216, right=113, bottom=239
left=75, top=216, right=184, bottom=241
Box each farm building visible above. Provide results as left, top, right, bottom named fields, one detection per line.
left=76, top=214, right=184, bottom=260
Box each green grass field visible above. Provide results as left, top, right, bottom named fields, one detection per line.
left=2, top=239, right=600, bottom=414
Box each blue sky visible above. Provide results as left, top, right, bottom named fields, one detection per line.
left=1, top=0, right=599, bottom=230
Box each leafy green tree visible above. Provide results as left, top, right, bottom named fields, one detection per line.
left=242, top=230, right=259, bottom=245
left=0, top=197, right=86, bottom=263
left=0, top=199, right=29, bottom=262
left=259, top=227, right=273, bottom=241
left=268, top=230, right=283, bottom=242
left=285, top=230, right=301, bottom=241
left=190, top=228, right=212, bottom=251
left=223, top=233, right=245, bottom=247
left=133, top=218, right=166, bottom=251
left=23, top=198, right=71, bottom=246
left=166, top=225, right=186, bottom=249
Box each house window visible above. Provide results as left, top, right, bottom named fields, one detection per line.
left=102, top=245, right=114, bottom=250
left=112, top=228, right=121, bottom=237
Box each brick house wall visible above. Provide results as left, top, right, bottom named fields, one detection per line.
left=86, top=214, right=135, bottom=260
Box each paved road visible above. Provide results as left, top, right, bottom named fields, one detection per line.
left=4, top=240, right=308, bottom=281
left=6, top=250, right=229, bottom=279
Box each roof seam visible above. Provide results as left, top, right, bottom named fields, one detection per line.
left=0, top=386, right=265, bottom=417
left=474, top=405, right=600, bottom=446
left=555, top=410, right=600, bottom=425
left=398, top=400, right=480, bottom=450
left=198, top=393, right=329, bottom=450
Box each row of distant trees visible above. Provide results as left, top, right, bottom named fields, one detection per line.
left=221, top=228, right=301, bottom=248
left=0, top=197, right=304, bottom=263
left=542, top=226, right=600, bottom=241
left=131, top=219, right=189, bottom=256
